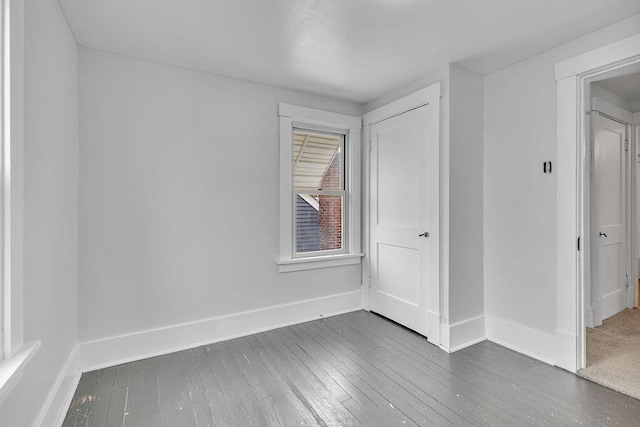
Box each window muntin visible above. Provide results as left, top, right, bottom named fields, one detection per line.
left=293, top=129, right=346, bottom=255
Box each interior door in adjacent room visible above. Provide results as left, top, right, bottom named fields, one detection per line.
left=369, top=103, right=439, bottom=337
left=592, top=112, right=628, bottom=323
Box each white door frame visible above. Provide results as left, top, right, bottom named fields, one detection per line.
left=556, top=33, right=640, bottom=373
left=361, top=83, right=442, bottom=347
left=635, top=120, right=640, bottom=308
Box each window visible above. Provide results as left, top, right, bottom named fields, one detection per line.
left=278, top=104, right=363, bottom=272
left=293, top=129, right=345, bottom=255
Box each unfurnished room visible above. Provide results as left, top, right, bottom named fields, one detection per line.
left=1, top=1, right=640, bottom=426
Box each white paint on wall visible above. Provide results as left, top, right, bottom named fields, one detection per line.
left=594, top=70, right=640, bottom=105
left=77, top=48, right=363, bottom=345
left=484, top=15, right=640, bottom=364
left=0, top=0, right=79, bottom=425
left=448, top=64, right=484, bottom=327
left=591, top=84, right=633, bottom=111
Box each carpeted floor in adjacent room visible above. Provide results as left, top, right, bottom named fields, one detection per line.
left=579, top=308, right=640, bottom=400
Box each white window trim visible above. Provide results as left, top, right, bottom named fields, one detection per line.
left=277, top=103, right=363, bottom=273
left=0, top=0, right=6, bottom=361
left=0, top=341, right=39, bottom=406
left=0, top=0, right=38, bottom=405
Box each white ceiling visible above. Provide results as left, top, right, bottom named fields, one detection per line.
left=58, top=0, right=640, bottom=103
left=595, top=72, right=640, bottom=103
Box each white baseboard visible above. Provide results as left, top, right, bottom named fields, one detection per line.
left=585, top=306, right=595, bottom=328
left=485, top=315, right=555, bottom=365
left=427, top=310, right=441, bottom=347
left=35, top=345, right=81, bottom=427
left=80, top=290, right=362, bottom=372
left=598, top=289, right=626, bottom=321
left=439, top=315, right=486, bottom=353
left=554, top=329, right=577, bottom=373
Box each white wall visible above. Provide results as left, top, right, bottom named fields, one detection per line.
left=484, top=14, right=640, bottom=363
left=0, top=0, right=79, bottom=425
left=78, top=48, right=363, bottom=349
left=448, top=64, right=484, bottom=329
left=591, top=83, right=633, bottom=111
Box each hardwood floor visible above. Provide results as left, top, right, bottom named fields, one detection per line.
left=63, top=310, right=640, bottom=426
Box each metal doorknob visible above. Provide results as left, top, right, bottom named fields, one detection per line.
left=599, top=232, right=607, bottom=238
left=418, top=232, right=430, bottom=237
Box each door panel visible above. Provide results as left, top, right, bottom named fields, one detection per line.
left=370, top=104, right=438, bottom=337
left=377, top=122, right=419, bottom=228
left=377, top=243, right=419, bottom=305
left=593, top=114, right=627, bottom=322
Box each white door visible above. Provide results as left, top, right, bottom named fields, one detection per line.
left=592, top=113, right=628, bottom=322
left=369, top=103, right=439, bottom=337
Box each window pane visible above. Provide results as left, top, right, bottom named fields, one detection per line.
left=296, top=194, right=343, bottom=253
left=293, top=130, right=343, bottom=191
left=318, top=146, right=342, bottom=191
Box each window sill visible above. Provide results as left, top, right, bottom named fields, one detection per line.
left=277, top=253, right=364, bottom=273
left=0, top=340, right=41, bottom=407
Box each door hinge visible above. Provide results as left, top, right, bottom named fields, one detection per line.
left=626, top=273, right=630, bottom=288
left=625, top=139, right=629, bottom=152
left=369, top=139, right=372, bottom=153
left=368, top=276, right=372, bottom=288
left=577, top=236, right=581, bottom=251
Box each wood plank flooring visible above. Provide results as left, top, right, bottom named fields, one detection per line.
left=63, top=311, right=640, bottom=426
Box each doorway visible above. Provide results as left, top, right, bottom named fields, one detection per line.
left=587, top=90, right=636, bottom=328
left=580, top=69, right=640, bottom=399
left=555, top=33, right=640, bottom=374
